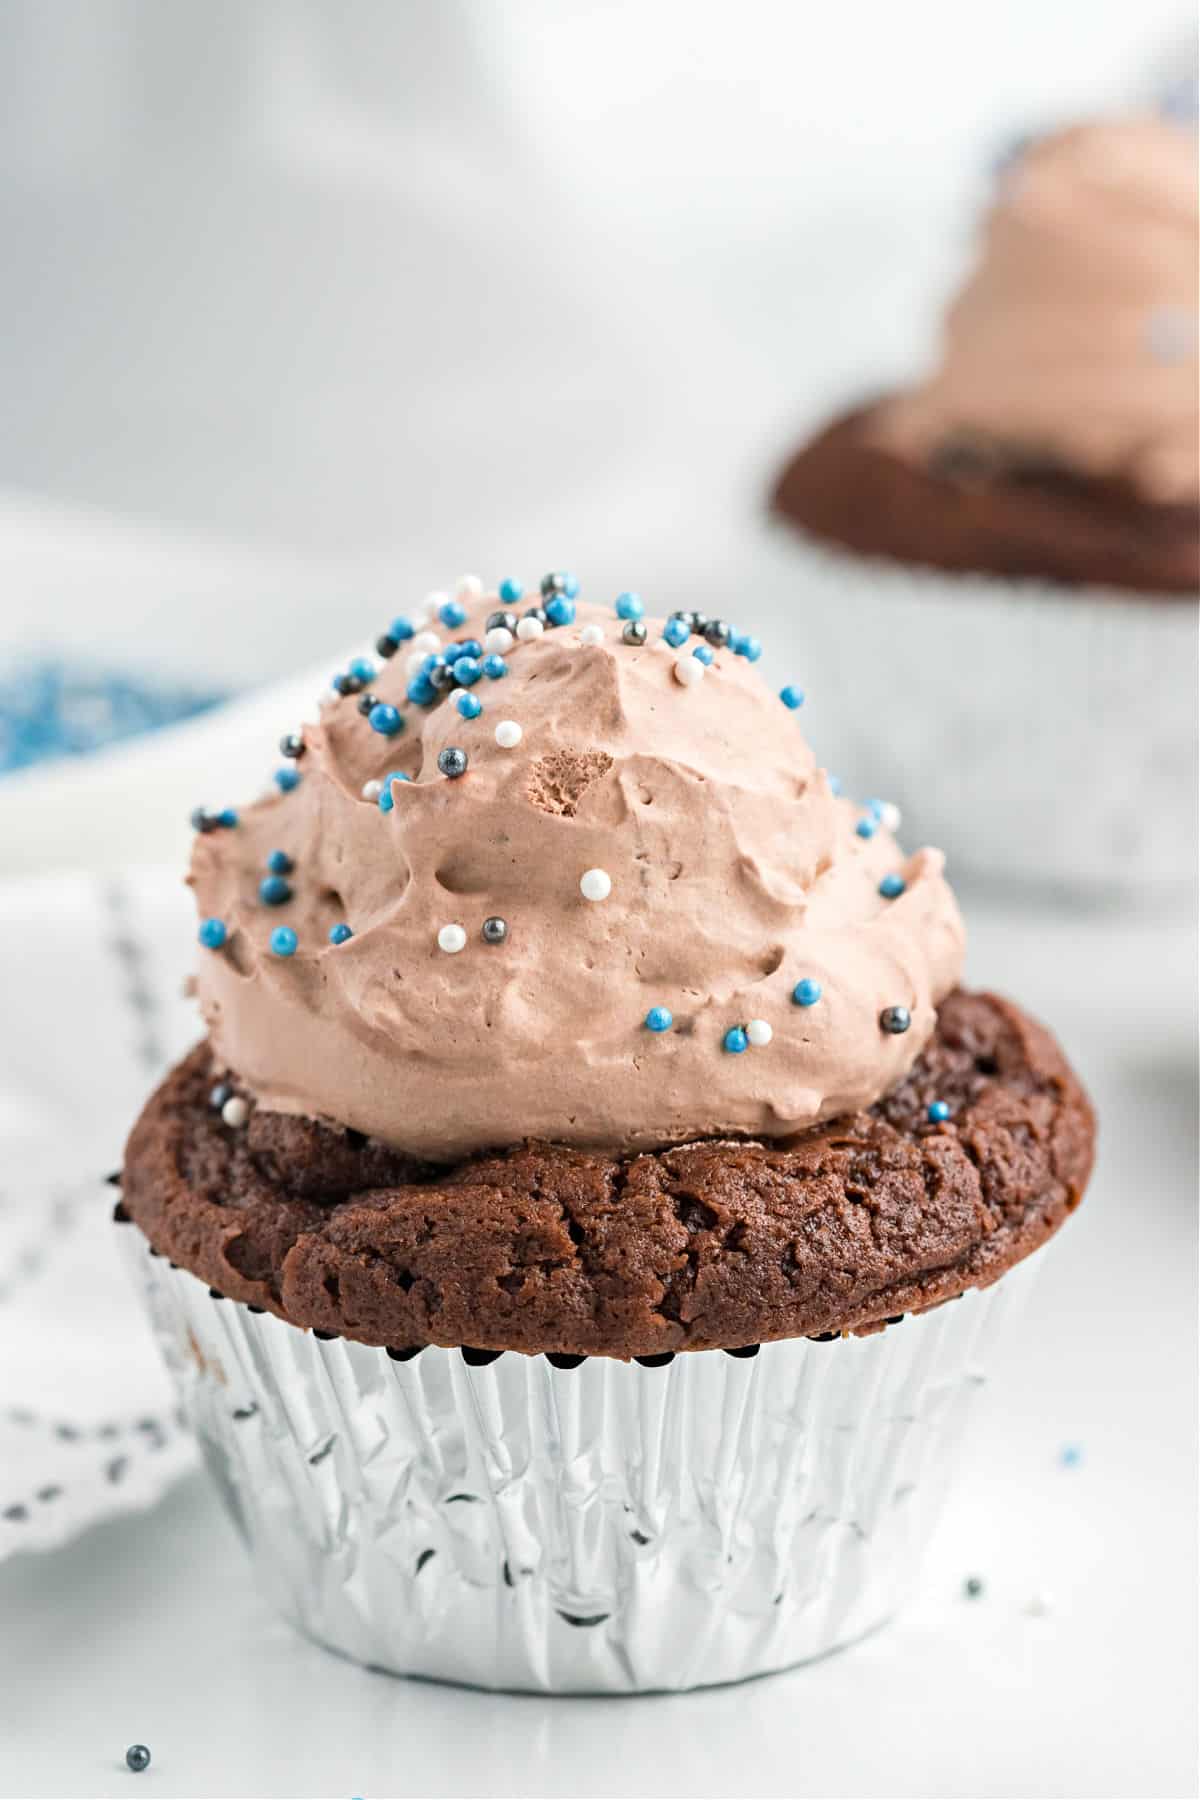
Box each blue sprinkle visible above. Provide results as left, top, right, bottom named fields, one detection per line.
left=329, top=923, right=354, bottom=945
left=452, top=656, right=482, bottom=687
left=378, top=772, right=410, bottom=813
left=198, top=918, right=227, bottom=950
left=269, top=925, right=298, bottom=958
left=216, top=808, right=239, bottom=829
left=456, top=690, right=483, bottom=719
left=406, top=676, right=437, bottom=706
left=828, top=775, right=842, bottom=796
left=499, top=577, right=524, bottom=604
left=615, top=592, right=644, bottom=621
left=562, top=573, right=580, bottom=599
left=482, top=654, right=509, bottom=679
left=724, top=1025, right=749, bottom=1054
left=733, top=635, right=762, bottom=661
left=420, top=653, right=446, bottom=675
left=453, top=638, right=483, bottom=660
left=389, top=616, right=415, bottom=641
left=1060, top=1445, right=1083, bottom=1468
left=692, top=643, right=715, bottom=665
left=259, top=874, right=292, bottom=907
left=369, top=703, right=404, bottom=736
left=663, top=617, right=690, bottom=648
left=348, top=656, right=376, bottom=683
left=792, top=979, right=822, bottom=1007
left=438, top=597, right=467, bottom=629
left=266, top=849, right=293, bottom=875
left=645, top=1006, right=673, bottom=1033
left=780, top=685, right=805, bottom=710
left=274, top=767, right=301, bottom=793
left=865, top=797, right=885, bottom=817
left=545, top=596, right=575, bottom=627
left=855, top=815, right=878, bottom=839
left=879, top=873, right=906, bottom=899
left=927, top=1100, right=950, bottom=1123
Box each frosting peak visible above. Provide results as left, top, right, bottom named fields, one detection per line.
left=191, top=592, right=965, bottom=1158
left=874, top=116, right=1200, bottom=504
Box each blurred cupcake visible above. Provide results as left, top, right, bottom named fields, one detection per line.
left=119, top=579, right=1093, bottom=1692
left=772, top=115, right=1198, bottom=898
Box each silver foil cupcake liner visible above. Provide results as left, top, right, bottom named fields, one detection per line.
left=758, top=525, right=1197, bottom=903
left=123, top=1233, right=1038, bottom=1693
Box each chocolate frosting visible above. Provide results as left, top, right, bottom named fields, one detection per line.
left=191, top=596, right=965, bottom=1159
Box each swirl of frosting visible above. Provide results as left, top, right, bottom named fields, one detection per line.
left=191, top=595, right=965, bottom=1159
left=873, top=117, right=1199, bottom=504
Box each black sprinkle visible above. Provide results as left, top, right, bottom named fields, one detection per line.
left=105, top=1171, right=122, bottom=1187
left=2, top=1504, right=29, bottom=1522
left=36, top=1485, right=62, bottom=1503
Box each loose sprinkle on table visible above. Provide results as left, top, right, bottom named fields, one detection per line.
left=125, top=1746, right=151, bottom=1774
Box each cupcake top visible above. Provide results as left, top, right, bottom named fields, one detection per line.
left=190, top=580, right=965, bottom=1160
left=872, top=116, right=1199, bottom=505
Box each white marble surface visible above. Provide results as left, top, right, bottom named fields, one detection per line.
left=0, top=899, right=1195, bottom=1800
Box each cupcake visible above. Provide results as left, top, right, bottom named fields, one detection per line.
left=118, top=578, right=1094, bottom=1693
left=771, top=115, right=1198, bottom=898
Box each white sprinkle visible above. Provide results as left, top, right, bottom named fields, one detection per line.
left=580, top=868, right=612, bottom=902
left=485, top=626, right=515, bottom=654
left=437, top=923, right=467, bottom=954
left=221, top=1096, right=249, bottom=1129
left=405, top=650, right=428, bottom=679
left=1025, top=1591, right=1053, bottom=1617
left=878, top=801, right=902, bottom=834
left=746, top=1019, right=774, bottom=1047
left=456, top=574, right=484, bottom=600
left=424, top=592, right=448, bottom=617
left=412, top=630, right=441, bottom=656
left=495, top=720, right=523, bottom=749
left=579, top=624, right=605, bottom=647
left=673, top=653, right=705, bottom=687
left=516, top=616, right=544, bottom=642
left=361, top=779, right=383, bottom=802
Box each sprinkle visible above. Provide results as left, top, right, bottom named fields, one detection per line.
left=880, top=1005, right=911, bottom=1035
left=963, top=1576, right=985, bottom=1600
left=329, top=923, right=354, bottom=945
left=375, top=634, right=398, bottom=658
left=411, top=629, right=441, bottom=656
left=541, top=571, right=579, bottom=599
left=437, top=746, right=469, bottom=779
left=673, top=654, right=705, bottom=687
left=438, top=596, right=468, bottom=629
left=366, top=702, right=403, bottom=738
left=266, top=849, right=293, bottom=875
left=455, top=691, right=483, bottom=720
left=481, top=916, right=508, bottom=945
left=615, top=592, right=644, bottom=620
left=622, top=620, right=647, bottom=646
left=516, top=615, right=544, bottom=641
left=879, top=873, right=906, bottom=899
left=348, top=656, right=375, bottom=683
left=828, top=775, right=842, bottom=796
left=407, top=675, right=437, bottom=707
left=780, top=685, right=804, bottom=710
left=332, top=671, right=362, bottom=696
left=645, top=1006, right=673, bottom=1033
left=259, top=874, right=292, bottom=906
left=438, top=923, right=467, bottom=954
left=356, top=692, right=378, bottom=717
left=457, top=574, right=484, bottom=601
left=482, top=654, right=509, bottom=679
left=389, top=617, right=416, bottom=642
left=198, top=918, right=227, bottom=950
left=452, top=655, right=482, bottom=686
left=879, top=801, right=902, bottom=833
left=704, top=619, right=731, bottom=648
left=692, top=643, right=714, bottom=664
left=190, top=807, right=218, bottom=833
left=485, top=626, right=515, bottom=654
left=663, top=617, right=690, bottom=648
left=724, top=1026, right=749, bottom=1054
left=377, top=772, right=410, bottom=812
left=216, top=808, right=238, bottom=829
left=1060, top=1444, right=1083, bottom=1468
left=221, top=1096, right=249, bottom=1129
left=125, top=1746, right=151, bottom=1775
left=495, top=720, right=523, bottom=748
left=274, top=767, right=301, bottom=792
left=498, top=577, right=524, bottom=604
left=545, top=596, right=576, bottom=627
left=579, top=623, right=604, bottom=647
left=279, top=732, right=304, bottom=758
left=745, top=1018, right=773, bottom=1047
left=792, top=978, right=822, bottom=1007
left=579, top=868, right=612, bottom=902
left=209, top=1084, right=231, bottom=1111
left=927, top=1100, right=950, bottom=1123
left=269, top=925, right=298, bottom=958
left=855, top=815, right=878, bottom=839
left=733, top=635, right=762, bottom=662
left=361, top=779, right=382, bottom=802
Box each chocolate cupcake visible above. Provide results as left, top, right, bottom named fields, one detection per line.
left=119, top=578, right=1094, bottom=1692
left=771, top=115, right=1198, bottom=898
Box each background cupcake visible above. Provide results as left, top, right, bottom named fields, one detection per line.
left=770, top=113, right=1198, bottom=901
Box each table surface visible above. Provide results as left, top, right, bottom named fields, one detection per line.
left=1, top=899, right=1196, bottom=1800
